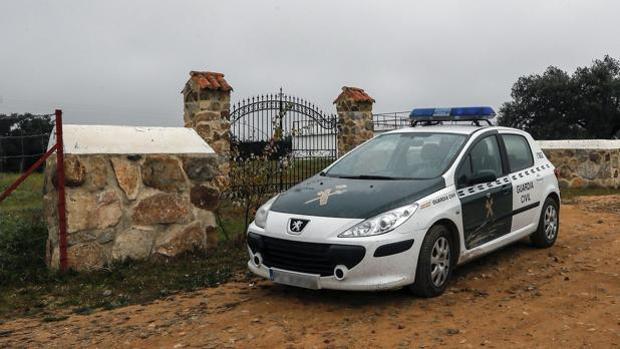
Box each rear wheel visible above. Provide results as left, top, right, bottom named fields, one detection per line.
left=409, top=224, right=453, bottom=297
left=530, top=197, right=559, bottom=248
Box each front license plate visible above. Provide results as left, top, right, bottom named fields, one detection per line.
left=269, top=268, right=320, bottom=289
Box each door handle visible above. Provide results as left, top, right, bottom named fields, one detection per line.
left=501, top=184, right=511, bottom=195
left=536, top=174, right=544, bottom=182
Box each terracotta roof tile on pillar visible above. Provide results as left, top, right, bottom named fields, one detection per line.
left=333, top=86, right=375, bottom=104
left=188, top=71, right=233, bottom=92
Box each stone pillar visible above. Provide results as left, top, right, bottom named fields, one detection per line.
left=182, top=71, right=232, bottom=190
left=334, top=86, right=375, bottom=157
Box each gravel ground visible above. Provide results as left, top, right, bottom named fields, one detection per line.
left=1, top=196, right=619, bottom=348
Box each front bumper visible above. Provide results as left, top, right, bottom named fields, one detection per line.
left=246, top=224, right=424, bottom=291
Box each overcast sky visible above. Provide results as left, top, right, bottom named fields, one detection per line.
left=0, top=0, right=619, bottom=126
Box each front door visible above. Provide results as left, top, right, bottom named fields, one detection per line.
left=456, top=134, right=513, bottom=250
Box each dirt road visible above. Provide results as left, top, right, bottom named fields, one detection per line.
left=1, top=196, right=619, bottom=348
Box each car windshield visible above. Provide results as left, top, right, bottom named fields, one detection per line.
left=325, top=132, right=467, bottom=180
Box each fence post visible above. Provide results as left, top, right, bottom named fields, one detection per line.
left=54, top=109, right=68, bottom=272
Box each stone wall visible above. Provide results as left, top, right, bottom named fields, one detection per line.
left=334, top=86, right=375, bottom=157
left=540, top=140, right=620, bottom=189
left=182, top=71, right=232, bottom=191
left=44, top=153, right=221, bottom=271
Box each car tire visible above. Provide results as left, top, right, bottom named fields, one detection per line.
left=530, top=196, right=560, bottom=248
left=409, top=224, right=454, bottom=298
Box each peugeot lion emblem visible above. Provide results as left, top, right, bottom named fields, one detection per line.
left=288, top=218, right=310, bottom=235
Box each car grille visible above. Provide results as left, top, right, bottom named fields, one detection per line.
left=247, top=233, right=366, bottom=276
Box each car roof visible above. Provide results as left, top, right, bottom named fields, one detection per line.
left=383, top=125, right=524, bottom=136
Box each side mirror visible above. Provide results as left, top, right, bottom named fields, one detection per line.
left=469, top=170, right=497, bottom=185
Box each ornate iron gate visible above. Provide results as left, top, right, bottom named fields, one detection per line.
left=230, top=89, right=338, bottom=192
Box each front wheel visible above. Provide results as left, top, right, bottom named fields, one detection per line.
left=409, top=224, right=454, bottom=297
left=530, top=197, right=559, bottom=248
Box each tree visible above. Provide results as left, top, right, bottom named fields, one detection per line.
left=498, top=55, right=620, bottom=139
left=0, top=114, right=54, bottom=173
left=573, top=56, right=620, bottom=138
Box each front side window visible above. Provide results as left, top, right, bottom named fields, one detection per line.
left=456, top=135, right=503, bottom=187
left=470, top=136, right=503, bottom=178
left=326, top=132, right=466, bottom=179
left=502, top=134, right=534, bottom=172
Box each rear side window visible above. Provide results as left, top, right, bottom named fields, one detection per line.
left=502, top=134, right=534, bottom=172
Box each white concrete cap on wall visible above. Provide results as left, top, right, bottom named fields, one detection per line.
left=538, top=139, right=620, bottom=149
left=48, top=125, right=215, bottom=155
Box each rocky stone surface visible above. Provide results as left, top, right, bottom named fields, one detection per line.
left=84, top=156, right=109, bottom=190
left=206, top=225, right=219, bottom=249
left=112, top=228, right=154, bottom=262
left=153, top=222, right=206, bottom=257
left=543, top=148, right=620, bottom=189
left=132, top=193, right=191, bottom=225
left=110, top=157, right=140, bottom=200
left=193, top=110, right=221, bottom=123
left=189, top=185, right=219, bottom=210
left=182, top=156, right=218, bottom=181
left=66, top=190, right=122, bottom=233
left=63, top=156, right=86, bottom=187
left=44, top=151, right=221, bottom=271
left=67, top=243, right=106, bottom=271
left=141, top=156, right=187, bottom=192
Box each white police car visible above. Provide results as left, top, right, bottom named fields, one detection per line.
left=247, top=107, right=560, bottom=297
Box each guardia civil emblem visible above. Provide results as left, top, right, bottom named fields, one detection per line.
left=304, top=185, right=347, bottom=206
left=485, top=197, right=494, bottom=219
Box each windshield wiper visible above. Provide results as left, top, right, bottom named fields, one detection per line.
left=335, top=174, right=411, bottom=180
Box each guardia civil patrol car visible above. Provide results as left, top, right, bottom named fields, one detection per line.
left=247, top=107, right=560, bottom=297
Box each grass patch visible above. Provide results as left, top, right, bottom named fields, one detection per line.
left=1, top=173, right=48, bottom=286
left=0, top=210, right=48, bottom=286
left=560, top=187, right=620, bottom=201
left=0, top=240, right=248, bottom=320
left=216, top=200, right=248, bottom=242
left=0, top=172, right=44, bottom=214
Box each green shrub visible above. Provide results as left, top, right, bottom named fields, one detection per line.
left=0, top=210, right=48, bottom=286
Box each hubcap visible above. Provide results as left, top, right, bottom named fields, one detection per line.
left=544, top=205, right=558, bottom=241
left=430, top=237, right=450, bottom=287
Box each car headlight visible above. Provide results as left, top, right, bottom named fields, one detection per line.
left=338, top=203, right=419, bottom=238
left=254, top=196, right=278, bottom=229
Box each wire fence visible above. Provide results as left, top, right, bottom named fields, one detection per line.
left=0, top=110, right=68, bottom=272
left=0, top=113, right=57, bottom=281
left=0, top=113, right=54, bottom=175
left=0, top=113, right=54, bottom=219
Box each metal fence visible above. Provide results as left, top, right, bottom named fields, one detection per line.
left=230, top=90, right=338, bottom=192
left=372, top=111, right=411, bottom=132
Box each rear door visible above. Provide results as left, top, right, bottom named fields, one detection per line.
left=500, top=133, right=541, bottom=232
left=456, top=133, right=513, bottom=250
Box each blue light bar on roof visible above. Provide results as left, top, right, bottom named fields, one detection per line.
left=410, top=106, right=496, bottom=120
